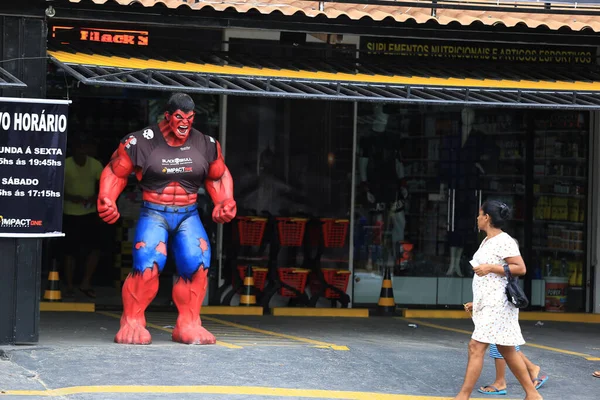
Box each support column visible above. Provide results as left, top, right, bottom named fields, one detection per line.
left=0, top=239, right=43, bottom=344
left=0, top=7, right=47, bottom=345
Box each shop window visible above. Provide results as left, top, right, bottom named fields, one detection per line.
left=224, top=96, right=353, bottom=307
left=352, top=104, right=590, bottom=312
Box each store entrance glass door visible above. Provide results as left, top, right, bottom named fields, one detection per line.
left=352, top=105, right=527, bottom=306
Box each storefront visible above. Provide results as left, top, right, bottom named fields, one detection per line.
left=3, top=1, right=600, bottom=346
left=45, top=15, right=600, bottom=312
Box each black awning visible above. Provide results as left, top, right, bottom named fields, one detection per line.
left=48, top=47, right=600, bottom=109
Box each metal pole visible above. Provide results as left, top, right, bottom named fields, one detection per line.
left=216, top=31, right=230, bottom=290
left=348, top=101, right=358, bottom=308
left=588, top=110, right=599, bottom=313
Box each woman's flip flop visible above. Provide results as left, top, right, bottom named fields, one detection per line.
left=477, top=386, right=507, bottom=396
left=533, top=376, right=549, bottom=390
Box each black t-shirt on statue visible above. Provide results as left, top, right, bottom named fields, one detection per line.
left=120, top=125, right=218, bottom=194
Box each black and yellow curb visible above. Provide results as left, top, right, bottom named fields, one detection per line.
left=271, top=308, right=369, bottom=317
left=402, top=309, right=600, bottom=323
left=39, top=304, right=600, bottom=322
left=204, top=306, right=264, bottom=316
left=40, top=302, right=95, bottom=312
left=40, top=304, right=263, bottom=315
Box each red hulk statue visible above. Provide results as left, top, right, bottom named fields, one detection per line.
left=97, top=93, right=236, bottom=345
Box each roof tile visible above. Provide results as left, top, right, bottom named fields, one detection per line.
left=67, top=0, right=600, bottom=32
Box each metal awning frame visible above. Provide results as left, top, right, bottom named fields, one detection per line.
left=51, top=57, right=600, bottom=110
left=0, top=67, right=27, bottom=89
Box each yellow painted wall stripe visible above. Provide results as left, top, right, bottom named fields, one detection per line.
left=399, top=317, right=600, bottom=361
left=48, top=50, right=600, bottom=92
left=203, top=316, right=349, bottom=351
left=97, top=311, right=242, bottom=349
left=0, top=385, right=520, bottom=399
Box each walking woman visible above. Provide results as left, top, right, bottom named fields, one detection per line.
left=453, top=200, right=542, bottom=400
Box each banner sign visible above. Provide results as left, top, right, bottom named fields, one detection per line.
left=0, top=98, right=70, bottom=237
left=360, top=37, right=596, bottom=65
left=49, top=24, right=221, bottom=53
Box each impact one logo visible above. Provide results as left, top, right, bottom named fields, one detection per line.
left=161, top=166, right=192, bottom=174
left=0, top=215, right=42, bottom=228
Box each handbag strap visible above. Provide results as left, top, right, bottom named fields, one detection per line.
left=503, top=264, right=513, bottom=279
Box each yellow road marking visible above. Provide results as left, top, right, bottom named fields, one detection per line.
left=0, top=385, right=519, bottom=399
left=97, top=312, right=241, bottom=349
left=144, top=314, right=332, bottom=348
left=98, top=312, right=348, bottom=350
left=400, top=317, right=600, bottom=361
left=203, top=316, right=349, bottom=351
left=401, top=318, right=473, bottom=335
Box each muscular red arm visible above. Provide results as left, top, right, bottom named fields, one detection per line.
left=97, top=142, right=137, bottom=224
left=205, top=141, right=237, bottom=224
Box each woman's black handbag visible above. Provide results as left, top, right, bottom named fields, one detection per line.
left=504, top=264, right=529, bottom=309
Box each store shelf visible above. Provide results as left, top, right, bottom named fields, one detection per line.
left=496, top=158, right=524, bottom=163
left=534, top=157, right=587, bottom=163
left=533, top=192, right=585, bottom=199
left=532, top=246, right=584, bottom=254
left=402, top=136, right=442, bottom=140
left=533, top=220, right=584, bottom=227
left=407, top=189, right=435, bottom=194
left=483, top=131, right=526, bottom=136
left=482, top=190, right=524, bottom=196
left=486, top=174, right=525, bottom=178
left=534, top=129, right=587, bottom=134
left=535, top=175, right=587, bottom=180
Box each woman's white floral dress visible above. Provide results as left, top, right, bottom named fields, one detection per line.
left=471, top=232, right=525, bottom=346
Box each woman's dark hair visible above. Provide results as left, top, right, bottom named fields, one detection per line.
left=165, top=93, right=195, bottom=114
left=481, top=200, right=511, bottom=229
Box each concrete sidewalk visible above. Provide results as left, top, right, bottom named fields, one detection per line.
left=0, top=312, right=598, bottom=399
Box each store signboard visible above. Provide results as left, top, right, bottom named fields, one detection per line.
left=360, top=37, right=596, bottom=65
left=49, top=24, right=221, bottom=53
left=52, top=26, right=149, bottom=46
left=0, top=98, right=71, bottom=238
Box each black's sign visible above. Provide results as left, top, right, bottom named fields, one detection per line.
left=52, top=26, right=149, bottom=46
left=360, top=37, right=595, bottom=65
left=0, top=98, right=69, bottom=237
